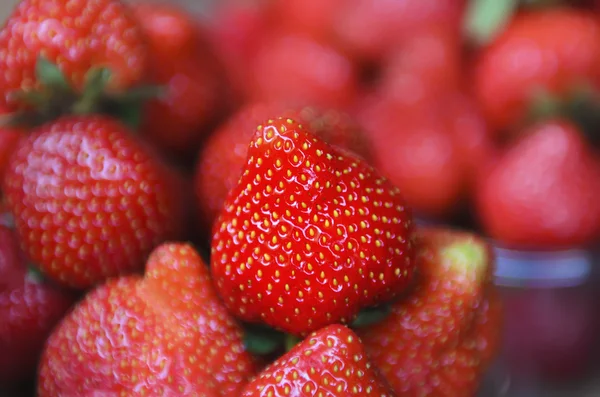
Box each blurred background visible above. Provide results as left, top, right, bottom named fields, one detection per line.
left=2, top=0, right=600, bottom=396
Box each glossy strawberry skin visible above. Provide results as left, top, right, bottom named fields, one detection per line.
left=358, top=228, right=502, bottom=396
left=38, top=243, right=257, bottom=396
left=475, top=120, right=600, bottom=249
left=251, top=33, right=358, bottom=110
left=474, top=8, right=600, bottom=132
left=211, top=118, right=415, bottom=336
left=241, top=324, right=396, bottom=396
left=0, top=225, right=75, bottom=386
left=2, top=115, right=187, bottom=289
left=0, top=0, right=148, bottom=108
left=134, top=3, right=225, bottom=156
left=195, top=102, right=372, bottom=235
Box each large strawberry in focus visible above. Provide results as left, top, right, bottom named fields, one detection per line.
left=251, top=33, right=358, bottom=110
left=38, top=243, right=257, bottom=396
left=2, top=115, right=187, bottom=289
left=133, top=3, right=226, bottom=157
left=211, top=117, right=415, bottom=336
left=195, top=102, right=372, bottom=235
left=475, top=119, right=600, bottom=249
left=0, top=225, right=75, bottom=386
left=0, top=0, right=148, bottom=110
left=358, top=228, right=502, bottom=396
left=241, top=325, right=396, bottom=396
left=474, top=8, right=600, bottom=133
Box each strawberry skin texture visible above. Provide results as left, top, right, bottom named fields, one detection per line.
left=0, top=225, right=75, bottom=386
left=38, top=243, right=257, bottom=396
left=475, top=120, right=600, bottom=249
left=474, top=8, right=600, bottom=132
left=2, top=115, right=186, bottom=289
left=0, top=0, right=148, bottom=108
left=133, top=3, right=225, bottom=156
left=358, top=228, right=502, bottom=396
left=241, top=324, right=396, bottom=396
left=211, top=118, right=415, bottom=336
left=195, top=102, right=373, bottom=235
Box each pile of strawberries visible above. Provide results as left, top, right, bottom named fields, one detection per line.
left=1, top=0, right=599, bottom=395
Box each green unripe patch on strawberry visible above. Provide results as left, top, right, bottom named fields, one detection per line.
left=441, top=240, right=487, bottom=283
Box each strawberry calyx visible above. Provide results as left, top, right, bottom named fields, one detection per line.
left=528, top=86, right=600, bottom=147
left=5, top=57, right=163, bottom=130
left=351, top=304, right=392, bottom=328
left=243, top=323, right=287, bottom=356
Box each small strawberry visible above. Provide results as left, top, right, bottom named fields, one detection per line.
left=211, top=117, right=415, bottom=336
left=357, top=228, right=502, bottom=396
left=475, top=119, right=600, bottom=249
left=473, top=8, right=600, bottom=133
left=0, top=224, right=75, bottom=386
left=2, top=115, right=187, bottom=289
left=194, top=102, right=372, bottom=236
left=0, top=0, right=148, bottom=109
left=38, top=243, right=257, bottom=396
left=240, top=324, right=396, bottom=396
left=251, top=33, right=358, bottom=110
left=133, top=3, right=226, bottom=157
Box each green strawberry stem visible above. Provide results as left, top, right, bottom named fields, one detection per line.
left=529, top=87, right=600, bottom=147
left=71, top=68, right=112, bottom=115
left=463, top=0, right=518, bottom=46
left=243, top=324, right=287, bottom=356
left=350, top=304, right=392, bottom=328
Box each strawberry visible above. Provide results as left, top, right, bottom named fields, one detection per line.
left=194, top=102, right=372, bottom=237
left=211, top=117, right=415, bottom=336
left=358, top=92, right=491, bottom=219
left=334, top=0, right=468, bottom=60
left=357, top=228, right=502, bottom=396
left=38, top=243, right=257, bottom=396
left=251, top=33, right=358, bottom=110
left=2, top=115, right=187, bottom=289
left=240, top=324, right=396, bottom=396
left=0, top=224, right=75, bottom=386
left=206, top=1, right=270, bottom=103
left=0, top=0, right=148, bottom=109
left=133, top=3, right=226, bottom=157
left=473, top=8, right=600, bottom=133
left=475, top=119, right=600, bottom=249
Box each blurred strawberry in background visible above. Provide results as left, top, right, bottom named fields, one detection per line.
left=473, top=7, right=600, bottom=136
left=475, top=120, right=600, bottom=249
left=133, top=3, right=228, bottom=160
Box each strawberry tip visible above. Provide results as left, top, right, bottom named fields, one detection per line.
left=441, top=240, right=488, bottom=281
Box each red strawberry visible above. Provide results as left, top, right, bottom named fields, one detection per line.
left=194, top=102, right=372, bottom=236
left=251, top=33, right=358, bottom=110
left=475, top=119, right=600, bottom=249
left=334, top=0, right=468, bottom=60
left=358, top=93, right=491, bottom=219
left=0, top=224, right=75, bottom=386
left=211, top=117, right=415, bottom=336
left=240, top=324, right=396, bottom=396
left=358, top=228, right=502, bottom=396
left=38, top=243, right=257, bottom=396
left=2, top=115, right=187, bottom=289
left=206, top=1, right=270, bottom=103
left=376, top=27, right=463, bottom=106
left=0, top=0, right=148, bottom=109
left=473, top=8, right=600, bottom=133
left=133, top=3, right=226, bottom=157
